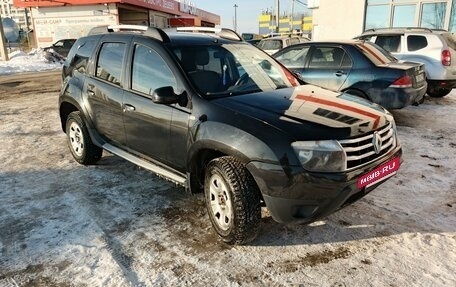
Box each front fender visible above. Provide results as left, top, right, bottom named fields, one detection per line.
left=188, top=121, right=279, bottom=167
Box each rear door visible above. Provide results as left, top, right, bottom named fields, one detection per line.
left=299, top=45, right=352, bottom=91
left=85, top=36, right=129, bottom=146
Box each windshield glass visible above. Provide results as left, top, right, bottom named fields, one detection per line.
left=171, top=43, right=298, bottom=97
left=257, top=39, right=283, bottom=50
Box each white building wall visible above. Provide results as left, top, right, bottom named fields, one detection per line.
left=31, top=4, right=118, bottom=47
left=311, top=0, right=366, bottom=40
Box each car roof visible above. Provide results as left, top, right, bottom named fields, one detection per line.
left=289, top=39, right=366, bottom=46
left=86, top=25, right=244, bottom=46
left=361, top=27, right=448, bottom=36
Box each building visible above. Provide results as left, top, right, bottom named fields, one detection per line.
left=1, top=0, right=28, bottom=29
left=258, top=12, right=312, bottom=37
left=12, top=0, right=220, bottom=48
left=309, top=0, right=456, bottom=40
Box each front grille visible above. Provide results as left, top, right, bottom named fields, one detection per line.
left=339, top=123, right=396, bottom=169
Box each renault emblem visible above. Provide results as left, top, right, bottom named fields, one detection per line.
left=372, top=131, right=382, bottom=154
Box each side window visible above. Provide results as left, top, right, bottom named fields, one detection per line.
left=54, top=41, right=64, bottom=47
left=289, top=37, right=300, bottom=45
left=309, top=47, right=339, bottom=68
left=375, top=35, right=401, bottom=53
left=70, top=39, right=97, bottom=73
left=96, top=42, right=126, bottom=85
left=275, top=46, right=309, bottom=67
left=131, top=44, right=177, bottom=95
left=330, top=47, right=352, bottom=68
left=407, top=35, right=428, bottom=51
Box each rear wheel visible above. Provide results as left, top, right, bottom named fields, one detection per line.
left=204, top=156, right=261, bottom=245
left=427, top=86, right=452, bottom=98
left=66, top=111, right=102, bottom=165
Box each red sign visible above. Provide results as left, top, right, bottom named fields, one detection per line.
left=357, top=157, right=400, bottom=189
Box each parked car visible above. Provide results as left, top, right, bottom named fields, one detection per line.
left=356, top=27, right=456, bottom=98
left=257, top=35, right=309, bottom=54
left=59, top=25, right=402, bottom=245
left=273, top=40, right=427, bottom=109
left=43, top=38, right=76, bottom=61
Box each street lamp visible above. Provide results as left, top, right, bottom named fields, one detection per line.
left=234, top=4, right=238, bottom=33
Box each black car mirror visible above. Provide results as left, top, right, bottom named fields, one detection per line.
left=151, top=86, right=180, bottom=105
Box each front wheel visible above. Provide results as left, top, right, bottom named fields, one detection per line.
left=65, top=111, right=102, bottom=165
left=204, top=156, right=261, bottom=245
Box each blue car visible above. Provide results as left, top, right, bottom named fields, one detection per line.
left=273, top=40, right=427, bottom=109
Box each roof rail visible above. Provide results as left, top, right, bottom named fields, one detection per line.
left=363, top=27, right=448, bottom=33
left=87, top=25, right=170, bottom=42
left=174, top=26, right=242, bottom=41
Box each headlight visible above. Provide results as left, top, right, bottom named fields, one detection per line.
left=291, top=140, right=347, bottom=172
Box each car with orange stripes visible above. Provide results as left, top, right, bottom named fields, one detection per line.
left=59, top=26, right=402, bottom=245
left=273, top=40, right=427, bottom=109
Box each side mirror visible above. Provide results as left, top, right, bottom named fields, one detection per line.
left=152, top=86, right=188, bottom=106
left=151, top=86, right=180, bottom=105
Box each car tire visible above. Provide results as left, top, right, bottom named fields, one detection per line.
left=204, top=156, right=261, bottom=245
left=66, top=111, right=102, bottom=165
left=427, top=87, right=452, bottom=98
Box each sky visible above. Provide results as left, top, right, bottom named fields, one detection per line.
left=193, top=0, right=309, bottom=33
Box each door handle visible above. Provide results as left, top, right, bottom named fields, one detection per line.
left=335, top=71, right=346, bottom=77
left=123, top=104, right=136, bottom=113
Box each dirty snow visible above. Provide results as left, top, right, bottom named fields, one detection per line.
left=0, top=49, right=62, bottom=75
left=0, top=55, right=455, bottom=286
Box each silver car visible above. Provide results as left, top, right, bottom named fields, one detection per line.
left=357, top=27, right=456, bottom=98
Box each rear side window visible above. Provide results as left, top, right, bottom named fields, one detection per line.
left=68, top=38, right=97, bottom=73
left=375, top=35, right=401, bottom=52
left=96, top=42, right=126, bottom=86
left=407, top=35, right=428, bottom=51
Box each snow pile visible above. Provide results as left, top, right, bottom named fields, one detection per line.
left=0, top=49, right=62, bottom=75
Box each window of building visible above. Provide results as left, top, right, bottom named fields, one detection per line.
left=407, top=35, right=428, bottom=51
left=96, top=42, right=126, bottom=86
left=449, top=1, right=456, bottom=32
left=421, top=2, right=446, bottom=29
left=392, top=5, right=416, bottom=27
left=365, top=5, right=390, bottom=30
left=131, top=44, right=177, bottom=95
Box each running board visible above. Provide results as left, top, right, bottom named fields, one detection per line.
left=102, top=143, right=187, bottom=185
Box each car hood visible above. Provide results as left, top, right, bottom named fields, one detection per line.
left=212, top=85, right=393, bottom=140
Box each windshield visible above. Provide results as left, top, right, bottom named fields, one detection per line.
left=171, top=43, right=298, bottom=97
left=257, top=39, right=283, bottom=50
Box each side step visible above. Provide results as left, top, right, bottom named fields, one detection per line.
left=103, top=143, right=187, bottom=186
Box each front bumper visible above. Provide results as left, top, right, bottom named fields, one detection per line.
left=247, top=146, right=402, bottom=224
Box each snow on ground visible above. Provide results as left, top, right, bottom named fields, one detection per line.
left=0, top=56, right=455, bottom=286
left=0, top=49, right=62, bottom=75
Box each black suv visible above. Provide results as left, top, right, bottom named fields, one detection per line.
left=59, top=26, right=402, bottom=244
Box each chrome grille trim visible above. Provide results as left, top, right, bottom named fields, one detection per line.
left=338, top=122, right=396, bottom=169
